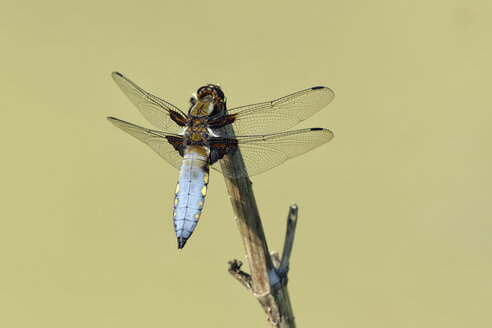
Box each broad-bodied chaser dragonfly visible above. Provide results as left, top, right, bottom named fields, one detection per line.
left=108, top=72, right=335, bottom=248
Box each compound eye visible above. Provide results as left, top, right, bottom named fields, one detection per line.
left=214, top=88, right=225, bottom=101
left=196, top=86, right=211, bottom=97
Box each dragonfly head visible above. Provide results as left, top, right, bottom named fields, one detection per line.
left=189, top=84, right=226, bottom=116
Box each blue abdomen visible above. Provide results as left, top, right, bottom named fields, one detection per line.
left=173, top=148, right=209, bottom=249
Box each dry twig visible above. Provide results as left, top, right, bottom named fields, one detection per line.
left=220, top=133, right=299, bottom=327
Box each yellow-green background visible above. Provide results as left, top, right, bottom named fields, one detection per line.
left=1, top=0, right=491, bottom=327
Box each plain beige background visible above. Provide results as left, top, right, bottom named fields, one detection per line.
left=1, top=0, right=491, bottom=327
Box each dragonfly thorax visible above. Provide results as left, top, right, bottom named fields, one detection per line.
left=189, top=101, right=214, bottom=116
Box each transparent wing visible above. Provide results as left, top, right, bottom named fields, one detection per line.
left=111, top=72, right=187, bottom=133
left=211, top=128, right=334, bottom=178
left=225, top=86, right=334, bottom=135
left=107, top=117, right=184, bottom=170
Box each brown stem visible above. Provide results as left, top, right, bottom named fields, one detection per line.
left=221, top=130, right=297, bottom=327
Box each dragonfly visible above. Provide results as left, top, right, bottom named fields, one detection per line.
left=108, top=72, right=335, bottom=249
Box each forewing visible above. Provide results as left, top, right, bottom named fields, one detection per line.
left=108, top=117, right=183, bottom=170
left=112, top=72, right=187, bottom=133
left=211, top=128, right=333, bottom=178
left=225, top=86, right=334, bottom=135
